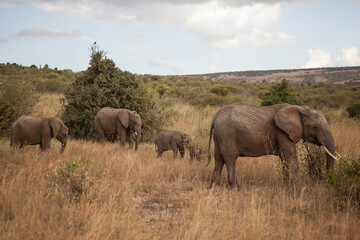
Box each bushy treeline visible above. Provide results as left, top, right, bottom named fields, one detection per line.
left=139, top=74, right=360, bottom=112
left=0, top=62, right=76, bottom=93
left=2, top=54, right=360, bottom=139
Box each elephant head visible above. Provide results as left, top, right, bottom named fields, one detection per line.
left=118, top=109, right=142, bottom=150
left=50, top=118, right=69, bottom=153
left=274, top=105, right=336, bottom=170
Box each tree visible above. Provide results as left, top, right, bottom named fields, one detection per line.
left=346, top=102, right=360, bottom=119
left=0, top=78, right=37, bottom=135
left=61, top=44, right=168, bottom=141
left=260, top=79, right=301, bottom=106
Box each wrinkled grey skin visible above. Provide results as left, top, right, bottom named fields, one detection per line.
left=155, top=130, right=195, bottom=159
left=94, top=107, right=142, bottom=150
left=11, top=116, right=69, bottom=153
left=208, top=102, right=336, bottom=188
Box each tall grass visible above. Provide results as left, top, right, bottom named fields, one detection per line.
left=1, top=94, right=359, bottom=239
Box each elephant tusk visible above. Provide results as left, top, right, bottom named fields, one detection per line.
left=322, top=145, right=338, bottom=161
left=135, top=132, right=138, bottom=136
left=335, top=152, right=342, bottom=159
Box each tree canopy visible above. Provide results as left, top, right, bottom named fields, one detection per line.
left=260, top=79, right=301, bottom=106
left=62, top=44, right=168, bottom=141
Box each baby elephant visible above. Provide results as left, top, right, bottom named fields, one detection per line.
left=11, top=116, right=69, bottom=153
left=155, top=130, right=195, bottom=159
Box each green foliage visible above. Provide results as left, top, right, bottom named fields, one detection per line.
left=260, top=79, right=302, bottom=106
left=346, top=102, right=360, bottom=119
left=0, top=78, right=37, bottom=135
left=0, top=62, right=76, bottom=94
left=62, top=45, right=169, bottom=141
left=326, top=157, right=360, bottom=205
left=46, top=156, right=93, bottom=202
left=210, top=85, right=229, bottom=96
left=35, top=79, right=64, bottom=93
left=190, top=93, right=243, bottom=106
left=157, top=84, right=169, bottom=98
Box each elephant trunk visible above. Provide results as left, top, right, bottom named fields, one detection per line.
left=323, top=132, right=336, bottom=170
left=60, top=136, right=67, bottom=154
left=135, top=128, right=141, bottom=151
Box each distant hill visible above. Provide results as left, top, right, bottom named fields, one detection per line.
left=192, top=66, right=360, bottom=85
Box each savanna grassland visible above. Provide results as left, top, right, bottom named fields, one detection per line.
left=1, top=91, right=360, bottom=240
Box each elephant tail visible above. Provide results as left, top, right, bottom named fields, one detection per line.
left=206, top=122, right=214, bottom=166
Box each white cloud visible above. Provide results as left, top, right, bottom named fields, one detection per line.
left=302, top=48, right=332, bottom=68
left=336, top=46, right=360, bottom=66
left=9, top=27, right=92, bottom=41
left=1, top=0, right=296, bottom=50
left=148, top=59, right=186, bottom=73
left=115, top=41, right=147, bottom=52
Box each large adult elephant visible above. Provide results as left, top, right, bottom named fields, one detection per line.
left=207, top=102, right=337, bottom=188
left=11, top=116, right=69, bottom=153
left=94, top=107, right=142, bottom=150
left=155, top=129, right=195, bottom=159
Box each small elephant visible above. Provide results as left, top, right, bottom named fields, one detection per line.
left=155, top=129, right=195, bottom=159
left=207, top=102, right=337, bottom=188
left=94, top=107, right=142, bottom=150
left=11, top=116, right=69, bottom=153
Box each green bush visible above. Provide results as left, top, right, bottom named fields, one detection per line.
left=326, top=157, right=360, bottom=205
left=35, top=79, right=64, bottom=93
left=260, top=79, right=301, bottom=106
left=346, top=102, right=360, bottom=119
left=190, top=93, right=243, bottom=106
left=0, top=78, right=37, bottom=135
left=210, top=86, right=229, bottom=96
left=61, top=44, right=169, bottom=141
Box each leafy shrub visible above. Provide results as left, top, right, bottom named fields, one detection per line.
left=157, top=84, right=169, bottom=98
left=210, top=86, right=229, bottom=96
left=326, top=157, right=360, bottom=205
left=346, top=102, right=360, bottom=119
left=0, top=78, right=37, bottom=135
left=62, top=44, right=169, bottom=141
left=190, top=93, right=243, bottom=107
left=260, top=79, right=302, bottom=106
left=46, top=156, right=93, bottom=202
left=35, top=79, right=64, bottom=93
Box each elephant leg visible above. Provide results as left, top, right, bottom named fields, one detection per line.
left=117, top=126, right=126, bottom=147
left=210, top=147, right=225, bottom=188
left=179, top=146, right=185, bottom=158
left=279, top=138, right=298, bottom=183
left=172, top=143, right=178, bottom=159
left=225, top=156, right=238, bottom=189
left=157, top=149, right=164, bottom=158
left=41, top=135, right=51, bottom=151
left=126, top=129, right=133, bottom=148
left=96, top=127, right=105, bottom=142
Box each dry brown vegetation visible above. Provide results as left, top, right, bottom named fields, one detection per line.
left=1, top=93, right=360, bottom=239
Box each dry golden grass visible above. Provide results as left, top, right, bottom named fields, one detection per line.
left=1, top=94, right=359, bottom=239
left=32, top=93, right=64, bottom=117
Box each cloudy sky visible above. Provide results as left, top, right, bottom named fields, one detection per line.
left=1, top=0, right=360, bottom=75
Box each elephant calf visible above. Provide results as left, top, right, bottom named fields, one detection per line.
left=11, top=116, right=69, bottom=153
left=155, top=130, right=195, bottom=159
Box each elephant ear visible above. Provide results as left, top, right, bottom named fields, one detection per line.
left=49, top=118, right=62, bottom=138
left=274, top=106, right=303, bottom=143
left=117, top=110, right=130, bottom=128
